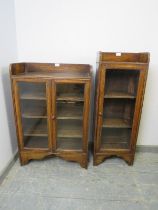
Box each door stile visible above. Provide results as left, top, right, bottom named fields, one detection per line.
left=12, top=79, right=24, bottom=150
left=130, top=69, right=146, bottom=152
left=53, top=79, right=87, bottom=152
left=46, top=80, right=53, bottom=151
left=13, top=78, right=52, bottom=151
left=95, top=65, right=106, bottom=152
left=51, top=80, right=57, bottom=151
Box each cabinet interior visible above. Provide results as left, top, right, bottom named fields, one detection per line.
left=56, top=83, right=84, bottom=150
left=57, top=102, right=83, bottom=120
left=101, top=69, right=140, bottom=150
left=18, top=82, right=46, bottom=100
left=18, top=82, right=85, bottom=151
left=21, top=100, right=47, bottom=118
left=103, top=99, right=135, bottom=128
left=105, top=69, right=139, bottom=98
left=101, top=128, right=131, bottom=149
left=56, top=84, right=84, bottom=101
left=18, top=82, right=48, bottom=149
left=24, top=136, right=48, bottom=148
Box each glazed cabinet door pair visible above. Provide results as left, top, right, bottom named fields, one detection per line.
left=94, top=63, right=148, bottom=166
left=12, top=78, right=90, bottom=166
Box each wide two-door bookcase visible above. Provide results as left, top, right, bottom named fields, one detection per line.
left=10, top=63, right=91, bottom=168
left=94, top=52, right=150, bottom=165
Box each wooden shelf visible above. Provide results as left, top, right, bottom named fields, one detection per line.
left=57, top=123, right=82, bottom=138
left=57, top=93, right=84, bottom=102
left=20, top=92, right=46, bottom=100
left=22, top=108, right=47, bottom=118
left=101, top=142, right=129, bottom=150
left=57, top=104, right=83, bottom=120
left=105, top=92, right=136, bottom=99
left=101, top=136, right=130, bottom=149
left=24, top=136, right=48, bottom=148
left=101, top=128, right=131, bottom=150
left=57, top=138, right=82, bottom=151
left=24, top=133, right=48, bottom=137
left=24, top=125, right=47, bottom=137
left=102, top=118, right=132, bottom=128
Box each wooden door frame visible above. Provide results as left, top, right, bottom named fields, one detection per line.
left=130, top=67, right=147, bottom=152
left=53, top=79, right=91, bottom=153
left=95, top=64, right=106, bottom=152
left=12, top=78, right=52, bottom=151
left=95, top=64, right=148, bottom=153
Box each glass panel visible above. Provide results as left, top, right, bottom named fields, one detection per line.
left=101, top=128, right=131, bottom=149
left=101, top=69, right=140, bottom=150
left=18, top=82, right=48, bottom=149
left=56, top=84, right=84, bottom=150
left=56, top=84, right=84, bottom=101
left=105, top=70, right=139, bottom=98
left=102, top=99, right=135, bottom=128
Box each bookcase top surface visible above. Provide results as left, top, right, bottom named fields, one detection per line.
left=98, top=52, right=150, bottom=64
left=10, top=63, right=92, bottom=79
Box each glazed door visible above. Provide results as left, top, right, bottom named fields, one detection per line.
left=52, top=80, right=90, bottom=152
left=13, top=79, right=52, bottom=151
left=96, top=66, right=146, bottom=152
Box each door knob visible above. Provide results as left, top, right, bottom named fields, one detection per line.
left=98, top=112, right=103, bottom=116
left=52, top=115, right=56, bottom=120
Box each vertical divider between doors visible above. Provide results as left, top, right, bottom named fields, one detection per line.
left=94, top=65, right=101, bottom=154
left=46, top=79, right=53, bottom=151
left=52, top=80, right=57, bottom=151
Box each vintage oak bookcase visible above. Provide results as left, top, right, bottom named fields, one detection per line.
left=10, top=63, right=91, bottom=168
left=94, top=52, right=150, bottom=166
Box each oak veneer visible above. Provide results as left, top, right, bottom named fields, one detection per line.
left=94, top=52, right=150, bottom=166
left=10, top=63, right=92, bottom=168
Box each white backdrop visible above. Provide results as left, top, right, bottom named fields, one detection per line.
left=0, top=0, right=17, bottom=175
left=14, top=0, right=158, bottom=145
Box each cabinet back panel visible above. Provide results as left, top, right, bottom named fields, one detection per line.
left=101, top=128, right=131, bottom=150
left=103, top=99, right=135, bottom=122
left=105, top=70, right=140, bottom=96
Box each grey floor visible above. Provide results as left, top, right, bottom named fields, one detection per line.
left=0, top=152, right=158, bottom=210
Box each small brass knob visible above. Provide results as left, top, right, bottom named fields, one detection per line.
left=98, top=112, right=102, bottom=116
left=52, top=116, right=56, bottom=120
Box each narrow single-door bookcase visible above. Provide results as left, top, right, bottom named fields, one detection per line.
left=10, top=63, right=92, bottom=168
left=94, top=52, right=150, bottom=165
